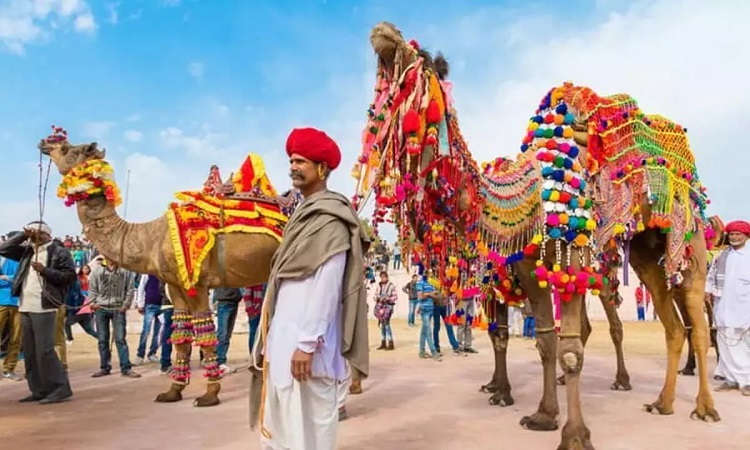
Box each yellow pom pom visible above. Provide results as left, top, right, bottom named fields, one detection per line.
left=549, top=191, right=560, bottom=202
left=636, top=221, right=645, bottom=232
left=591, top=289, right=600, bottom=296
left=562, top=127, right=574, bottom=138
left=553, top=264, right=561, bottom=272
left=538, top=280, right=548, bottom=288
left=585, top=219, right=596, bottom=231
left=532, top=234, right=543, bottom=245
left=535, top=259, right=544, bottom=267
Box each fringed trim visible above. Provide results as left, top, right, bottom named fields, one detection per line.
left=192, top=312, right=219, bottom=347
left=169, top=310, right=194, bottom=345
left=202, top=354, right=222, bottom=379
left=171, top=356, right=191, bottom=385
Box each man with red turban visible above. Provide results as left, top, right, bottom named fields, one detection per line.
left=250, top=127, right=369, bottom=449
left=706, top=220, right=750, bottom=396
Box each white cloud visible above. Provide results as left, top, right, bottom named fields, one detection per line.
left=187, top=61, right=204, bottom=80
left=0, top=0, right=97, bottom=53
left=158, top=126, right=225, bottom=157
left=73, top=12, right=96, bottom=33
left=123, top=129, right=143, bottom=142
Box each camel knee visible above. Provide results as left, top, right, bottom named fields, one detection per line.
left=559, top=351, right=584, bottom=374
left=491, top=329, right=509, bottom=351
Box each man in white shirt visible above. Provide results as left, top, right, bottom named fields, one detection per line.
left=250, top=127, right=370, bottom=449
left=706, top=220, right=750, bottom=396
left=0, top=221, right=76, bottom=403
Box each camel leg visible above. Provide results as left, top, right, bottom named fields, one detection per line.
left=677, top=300, right=697, bottom=376
left=600, top=293, right=632, bottom=390
left=629, top=242, right=682, bottom=416
left=480, top=304, right=502, bottom=394
left=557, top=290, right=593, bottom=450
left=516, top=262, right=559, bottom=431
left=191, top=297, right=222, bottom=407
left=676, top=235, right=719, bottom=422
left=486, top=302, right=514, bottom=407
left=155, top=298, right=192, bottom=402
left=557, top=299, right=592, bottom=386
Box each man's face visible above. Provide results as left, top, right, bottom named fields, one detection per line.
left=289, top=154, right=320, bottom=190
left=728, top=231, right=748, bottom=249
left=412, top=275, right=418, bottom=282
left=28, top=230, right=51, bottom=245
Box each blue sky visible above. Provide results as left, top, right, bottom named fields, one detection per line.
left=1, top=0, right=748, bottom=241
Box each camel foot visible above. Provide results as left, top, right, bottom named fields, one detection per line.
left=520, top=412, right=559, bottom=431
left=155, top=383, right=185, bottom=403
left=557, top=422, right=594, bottom=450
left=610, top=377, right=632, bottom=391
left=480, top=380, right=500, bottom=393
left=556, top=375, right=565, bottom=386
left=642, top=400, right=674, bottom=415
left=349, top=380, right=363, bottom=395
left=488, top=391, right=514, bottom=407
left=193, top=382, right=221, bottom=408
left=690, top=405, right=721, bottom=422
left=678, top=367, right=695, bottom=376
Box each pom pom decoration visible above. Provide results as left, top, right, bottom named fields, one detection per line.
left=57, top=159, right=122, bottom=207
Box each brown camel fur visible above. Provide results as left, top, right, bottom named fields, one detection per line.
left=39, top=138, right=284, bottom=407
left=365, top=22, right=718, bottom=449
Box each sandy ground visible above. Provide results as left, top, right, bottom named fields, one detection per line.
left=0, top=315, right=747, bottom=450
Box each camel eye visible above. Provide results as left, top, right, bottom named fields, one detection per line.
left=60, top=146, right=69, bottom=155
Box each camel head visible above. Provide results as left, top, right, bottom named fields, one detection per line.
left=370, top=21, right=415, bottom=77
left=39, top=127, right=106, bottom=175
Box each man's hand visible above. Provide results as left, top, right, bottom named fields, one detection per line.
left=90, top=304, right=101, bottom=312
left=120, top=306, right=129, bottom=313
left=31, top=262, right=44, bottom=273
left=0, top=275, right=8, bottom=281
left=138, top=307, right=145, bottom=315
left=290, top=349, right=314, bottom=382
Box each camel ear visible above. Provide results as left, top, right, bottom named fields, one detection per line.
left=85, top=143, right=105, bottom=159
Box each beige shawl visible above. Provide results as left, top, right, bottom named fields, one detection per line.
left=249, top=190, right=370, bottom=428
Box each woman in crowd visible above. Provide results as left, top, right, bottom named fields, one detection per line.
left=374, top=271, right=397, bottom=350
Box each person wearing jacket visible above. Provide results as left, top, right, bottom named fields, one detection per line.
left=0, top=221, right=76, bottom=404
left=89, top=257, right=140, bottom=379
left=1, top=242, right=22, bottom=381
left=64, top=272, right=97, bottom=342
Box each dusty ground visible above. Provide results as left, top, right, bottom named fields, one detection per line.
left=0, top=317, right=747, bottom=450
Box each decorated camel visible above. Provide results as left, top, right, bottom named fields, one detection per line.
left=39, top=126, right=298, bottom=407
left=353, top=22, right=718, bottom=449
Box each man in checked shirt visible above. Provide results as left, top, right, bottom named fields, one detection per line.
left=243, top=284, right=266, bottom=354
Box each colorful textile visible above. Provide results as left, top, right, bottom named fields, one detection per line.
left=243, top=284, right=266, bottom=317
left=167, top=192, right=285, bottom=294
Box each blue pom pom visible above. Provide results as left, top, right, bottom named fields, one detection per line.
left=489, top=322, right=499, bottom=332
left=534, top=128, right=544, bottom=137
left=569, top=198, right=579, bottom=209
left=482, top=276, right=490, bottom=284
left=541, top=167, right=554, bottom=178
left=564, top=113, right=575, bottom=124
left=579, top=179, right=587, bottom=190
left=565, top=230, right=577, bottom=242
left=556, top=103, right=568, bottom=115
left=533, top=115, right=544, bottom=124
left=492, top=273, right=499, bottom=282
left=553, top=126, right=564, bottom=137
left=521, top=144, right=529, bottom=152
left=568, top=146, right=579, bottom=158
left=563, top=158, right=573, bottom=169
left=553, top=170, right=565, bottom=182
left=549, top=228, right=562, bottom=239
left=568, top=216, right=579, bottom=229
left=486, top=262, right=493, bottom=270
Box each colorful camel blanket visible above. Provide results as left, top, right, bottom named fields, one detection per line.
left=166, top=154, right=287, bottom=294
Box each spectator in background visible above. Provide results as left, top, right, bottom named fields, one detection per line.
left=243, top=284, right=265, bottom=353
left=64, top=266, right=97, bottom=343
left=134, top=274, right=166, bottom=365
left=402, top=274, right=418, bottom=327
left=392, top=243, right=402, bottom=270
left=1, top=242, right=22, bottom=381
left=213, top=287, right=242, bottom=375
left=635, top=283, right=649, bottom=321
left=89, top=258, right=140, bottom=379
left=159, top=286, right=174, bottom=375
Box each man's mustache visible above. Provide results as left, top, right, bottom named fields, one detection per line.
left=289, top=171, right=304, bottom=179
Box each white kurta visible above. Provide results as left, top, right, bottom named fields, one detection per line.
left=262, top=251, right=348, bottom=450
left=706, top=246, right=750, bottom=386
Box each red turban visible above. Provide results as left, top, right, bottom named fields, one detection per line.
left=725, top=220, right=750, bottom=236
left=285, top=127, right=341, bottom=170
